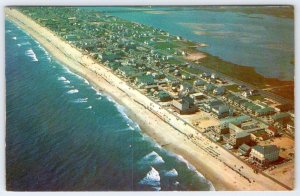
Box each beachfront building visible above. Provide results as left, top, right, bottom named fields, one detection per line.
left=172, top=95, right=197, bottom=114
left=157, top=91, right=172, bottom=102
left=238, top=144, right=251, bottom=156
left=228, top=123, right=252, bottom=148
left=249, top=145, right=280, bottom=167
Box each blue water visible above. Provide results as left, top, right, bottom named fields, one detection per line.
left=5, top=20, right=214, bottom=191
left=82, top=6, right=294, bottom=80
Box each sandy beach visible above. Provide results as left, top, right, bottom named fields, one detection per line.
left=5, top=8, right=291, bottom=191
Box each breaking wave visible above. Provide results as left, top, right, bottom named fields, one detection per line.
left=17, top=41, right=31, bottom=47
left=58, top=76, right=66, bottom=81
left=174, top=155, right=215, bottom=191
left=25, top=49, right=39, bottom=62
left=73, top=97, right=88, bottom=103
left=140, top=151, right=165, bottom=165
left=164, top=169, right=178, bottom=177
left=139, top=167, right=161, bottom=191
left=67, top=89, right=79, bottom=94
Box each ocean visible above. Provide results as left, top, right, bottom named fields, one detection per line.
left=82, top=6, right=294, bottom=81
left=5, top=20, right=214, bottom=191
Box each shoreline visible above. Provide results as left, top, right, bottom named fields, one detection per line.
left=5, top=8, right=290, bottom=191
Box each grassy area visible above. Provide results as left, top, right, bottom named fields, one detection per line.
left=200, top=6, right=294, bottom=19
left=224, top=84, right=240, bottom=92
left=154, top=41, right=178, bottom=50
left=248, top=95, right=266, bottom=102
left=269, top=86, right=294, bottom=101
left=187, top=52, right=295, bottom=101
left=182, top=67, right=203, bottom=76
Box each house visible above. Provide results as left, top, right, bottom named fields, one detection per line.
left=181, top=74, right=192, bottom=80
left=135, top=75, right=155, bottom=88
left=228, top=123, right=252, bottom=148
left=235, top=99, right=248, bottom=107
left=201, top=72, right=211, bottom=79
left=190, top=92, right=205, bottom=100
left=239, top=144, right=251, bottom=156
left=271, top=113, right=290, bottom=124
left=178, top=83, right=194, bottom=98
left=250, top=130, right=269, bottom=141
left=238, top=85, right=248, bottom=91
left=242, top=90, right=251, bottom=97
left=157, top=91, right=172, bottom=102
left=229, top=131, right=251, bottom=148
left=172, top=95, right=197, bottom=114
left=211, top=105, right=231, bottom=119
left=117, top=66, right=138, bottom=78
left=249, top=145, right=280, bottom=166
left=203, top=84, right=216, bottom=92
left=265, top=126, right=278, bottom=137
left=203, top=100, right=223, bottom=112
left=213, top=87, right=225, bottom=95
left=193, top=79, right=206, bottom=86
left=255, top=107, right=276, bottom=117
left=242, top=89, right=259, bottom=97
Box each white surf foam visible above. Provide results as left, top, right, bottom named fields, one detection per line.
left=140, top=151, right=165, bottom=165
left=174, top=154, right=215, bottom=191
left=84, top=79, right=89, bottom=85
left=37, top=44, right=51, bottom=61
left=164, top=168, right=178, bottom=177
left=18, top=41, right=31, bottom=47
left=63, top=80, right=71, bottom=84
left=58, top=76, right=67, bottom=81
left=67, top=89, right=79, bottom=94
left=73, top=97, right=88, bottom=103
left=12, top=36, right=17, bottom=40
left=139, top=167, right=161, bottom=190
left=86, top=106, right=92, bottom=109
left=25, top=49, right=38, bottom=62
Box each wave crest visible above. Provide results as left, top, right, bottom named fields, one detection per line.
left=25, top=49, right=39, bottom=62
left=140, top=151, right=165, bottom=165
left=164, top=168, right=178, bottom=177
left=139, top=167, right=161, bottom=190
left=67, top=89, right=79, bottom=94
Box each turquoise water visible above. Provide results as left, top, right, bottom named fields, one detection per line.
left=5, top=20, right=213, bottom=191
left=83, top=6, right=294, bottom=80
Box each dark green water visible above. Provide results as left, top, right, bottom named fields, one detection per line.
left=5, top=20, right=214, bottom=191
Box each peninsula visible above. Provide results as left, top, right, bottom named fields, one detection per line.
left=5, top=7, right=294, bottom=191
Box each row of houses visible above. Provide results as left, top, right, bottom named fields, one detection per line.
left=222, top=93, right=276, bottom=117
